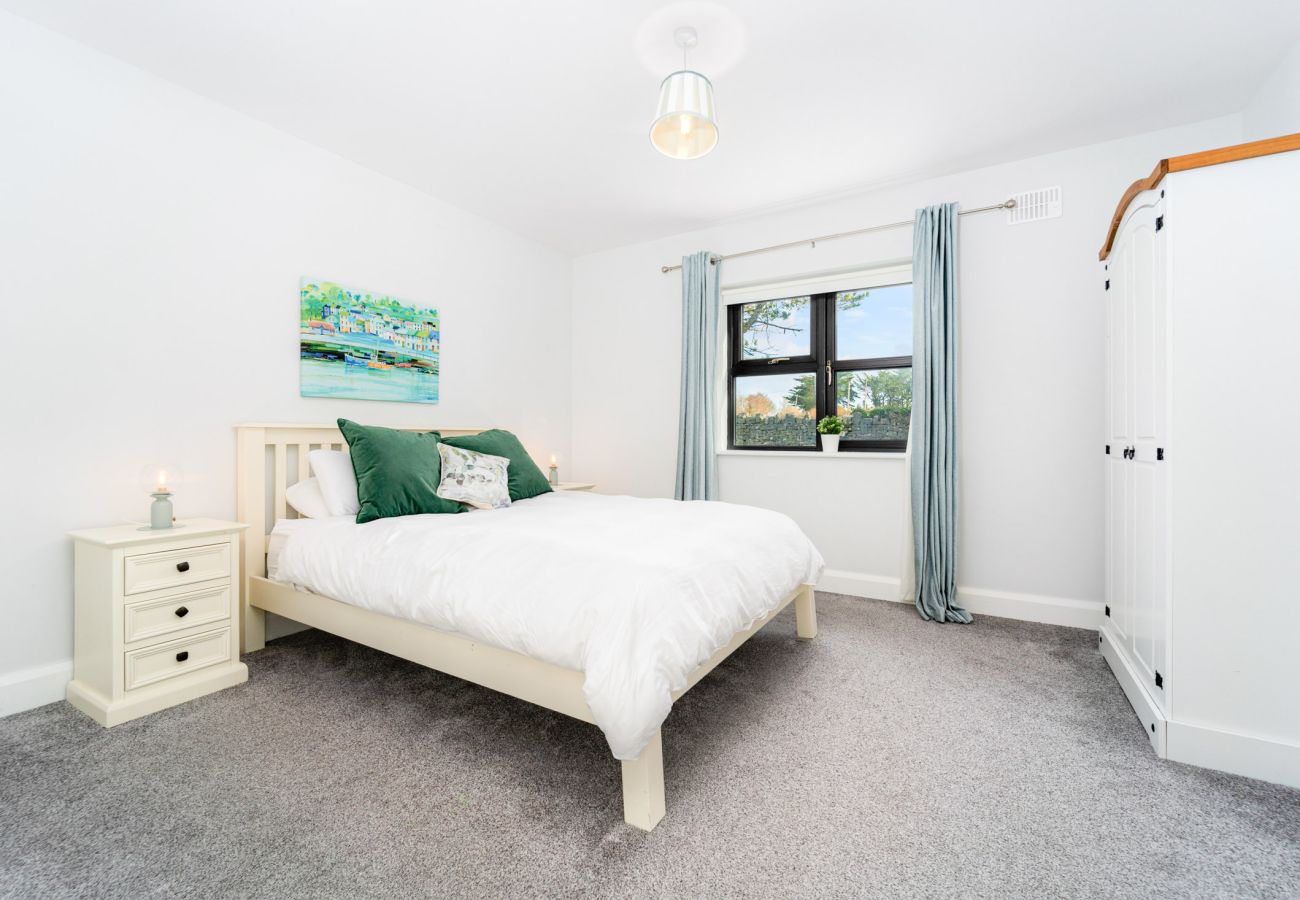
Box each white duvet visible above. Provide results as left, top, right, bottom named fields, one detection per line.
left=271, top=491, right=823, bottom=759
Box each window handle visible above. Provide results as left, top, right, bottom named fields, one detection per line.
left=767, top=357, right=790, bottom=365
left=826, top=362, right=832, bottom=386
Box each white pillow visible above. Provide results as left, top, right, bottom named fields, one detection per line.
left=309, top=449, right=360, bottom=517
left=285, top=477, right=332, bottom=520
left=436, top=443, right=512, bottom=510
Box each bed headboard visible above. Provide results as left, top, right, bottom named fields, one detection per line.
left=234, top=421, right=485, bottom=586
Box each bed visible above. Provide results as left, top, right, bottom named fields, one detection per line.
left=236, top=423, right=823, bottom=831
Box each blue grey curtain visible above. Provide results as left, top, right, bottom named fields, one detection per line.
left=911, top=204, right=971, bottom=623
left=674, top=251, right=720, bottom=500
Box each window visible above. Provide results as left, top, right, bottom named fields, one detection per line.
left=727, top=278, right=913, bottom=451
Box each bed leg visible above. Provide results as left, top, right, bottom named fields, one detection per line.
left=241, top=587, right=265, bottom=654
left=795, top=585, right=818, bottom=640
left=621, top=730, right=665, bottom=831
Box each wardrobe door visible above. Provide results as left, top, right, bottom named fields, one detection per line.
left=1127, top=200, right=1170, bottom=709
left=1106, top=450, right=1131, bottom=645
left=1104, top=223, right=1133, bottom=647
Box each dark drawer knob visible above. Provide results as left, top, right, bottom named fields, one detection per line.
left=176, top=561, right=190, bottom=573
left=175, top=606, right=189, bottom=618
left=175, top=651, right=189, bottom=663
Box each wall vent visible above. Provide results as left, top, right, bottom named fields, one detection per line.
left=1006, top=186, right=1062, bottom=225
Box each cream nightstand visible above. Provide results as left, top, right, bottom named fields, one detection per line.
left=66, top=518, right=248, bottom=727
left=553, top=482, right=596, bottom=492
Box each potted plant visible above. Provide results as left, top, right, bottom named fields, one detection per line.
left=817, top=415, right=846, bottom=453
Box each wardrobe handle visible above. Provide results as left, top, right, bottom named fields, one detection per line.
left=176, top=561, right=190, bottom=573
left=175, top=651, right=189, bottom=663
left=175, top=606, right=189, bottom=618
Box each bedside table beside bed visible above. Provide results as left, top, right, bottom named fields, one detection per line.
left=66, top=518, right=248, bottom=727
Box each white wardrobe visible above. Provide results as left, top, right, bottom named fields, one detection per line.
left=1100, top=135, right=1300, bottom=790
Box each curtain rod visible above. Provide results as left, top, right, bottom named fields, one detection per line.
left=659, top=199, right=1017, bottom=273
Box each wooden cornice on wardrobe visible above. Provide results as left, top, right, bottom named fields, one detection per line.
left=1098, top=132, right=1300, bottom=261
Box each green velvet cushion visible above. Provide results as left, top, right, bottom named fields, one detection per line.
left=337, top=419, right=465, bottom=523
left=440, top=429, right=552, bottom=501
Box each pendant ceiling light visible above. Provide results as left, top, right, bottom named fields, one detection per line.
left=650, top=26, right=718, bottom=160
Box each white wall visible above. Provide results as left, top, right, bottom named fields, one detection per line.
left=0, top=13, right=573, bottom=711
left=1242, top=37, right=1300, bottom=140
left=2, top=6, right=1284, bottom=719
left=571, top=115, right=1244, bottom=626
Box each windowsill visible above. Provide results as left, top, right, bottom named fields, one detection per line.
left=717, top=449, right=906, bottom=460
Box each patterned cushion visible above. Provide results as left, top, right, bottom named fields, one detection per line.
left=435, top=443, right=512, bottom=510
left=439, top=430, right=552, bottom=501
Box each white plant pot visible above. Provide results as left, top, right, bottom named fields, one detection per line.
left=820, top=434, right=841, bottom=453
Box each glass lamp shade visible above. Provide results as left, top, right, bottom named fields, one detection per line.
left=138, top=463, right=183, bottom=494
left=650, top=70, right=718, bottom=160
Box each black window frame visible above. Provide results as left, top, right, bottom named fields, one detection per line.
left=726, top=285, right=913, bottom=453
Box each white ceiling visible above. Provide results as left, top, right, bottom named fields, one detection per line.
left=6, top=1, right=1299, bottom=254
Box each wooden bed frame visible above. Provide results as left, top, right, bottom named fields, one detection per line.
left=235, top=423, right=817, bottom=831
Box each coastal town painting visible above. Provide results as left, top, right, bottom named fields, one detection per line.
left=299, top=279, right=440, bottom=404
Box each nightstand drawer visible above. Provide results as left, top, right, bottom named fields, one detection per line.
left=124, top=585, right=231, bottom=644
left=123, top=541, right=230, bottom=595
left=125, top=627, right=231, bottom=691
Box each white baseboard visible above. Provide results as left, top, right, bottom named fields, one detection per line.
left=1, top=619, right=306, bottom=718
left=2, top=585, right=1097, bottom=715
left=817, top=570, right=1102, bottom=630
left=957, top=586, right=1103, bottom=630
left=0, top=659, right=72, bottom=718
left=1167, top=719, right=1300, bottom=791
left=817, top=569, right=900, bottom=602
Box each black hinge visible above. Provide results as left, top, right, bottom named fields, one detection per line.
left=1105, top=279, right=1110, bottom=291
left=1157, top=448, right=1164, bottom=460
left=1104, top=605, right=1111, bottom=617
left=1155, top=215, right=1164, bottom=232
left=1154, top=671, right=1164, bottom=689
left=1105, top=444, right=1111, bottom=455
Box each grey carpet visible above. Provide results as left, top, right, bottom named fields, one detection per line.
left=2, top=593, right=1298, bottom=899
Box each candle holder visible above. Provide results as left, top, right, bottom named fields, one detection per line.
left=139, top=463, right=183, bottom=531
left=549, top=460, right=560, bottom=486
left=149, top=490, right=175, bottom=530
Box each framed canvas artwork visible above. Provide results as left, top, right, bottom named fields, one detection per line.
left=299, top=279, right=440, bottom=404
